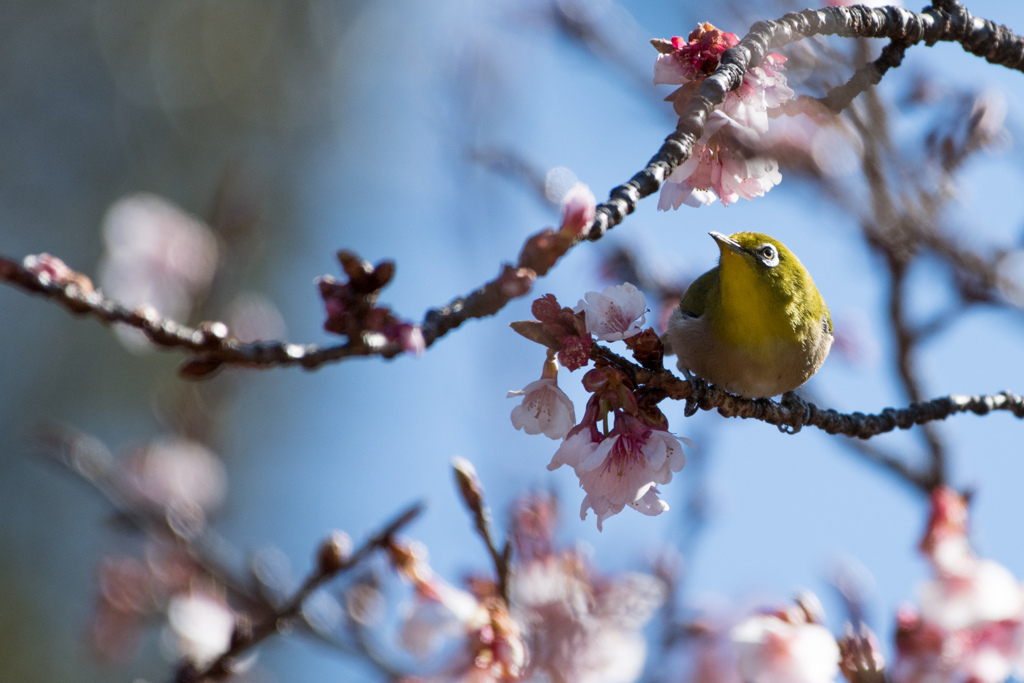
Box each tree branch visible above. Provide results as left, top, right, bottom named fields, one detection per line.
left=4, top=6, right=1024, bottom=378
left=590, top=345, right=1024, bottom=439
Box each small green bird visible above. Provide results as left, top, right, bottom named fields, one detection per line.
left=664, top=231, right=832, bottom=399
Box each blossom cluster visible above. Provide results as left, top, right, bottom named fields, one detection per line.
left=391, top=493, right=665, bottom=682
left=652, top=23, right=793, bottom=208
left=98, top=193, right=221, bottom=350
left=509, top=283, right=690, bottom=529
left=85, top=435, right=236, bottom=668
left=893, top=487, right=1024, bottom=683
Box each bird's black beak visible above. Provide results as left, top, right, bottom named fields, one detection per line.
left=709, top=231, right=745, bottom=255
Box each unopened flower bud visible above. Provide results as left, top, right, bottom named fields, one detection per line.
left=558, top=183, right=596, bottom=238
left=452, top=457, right=485, bottom=518
left=531, top=293, right=563, bottom=324
left=317, top=531, right=353, bottom=575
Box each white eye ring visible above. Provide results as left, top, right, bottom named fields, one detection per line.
left=757, top=244, right=779, bottom=267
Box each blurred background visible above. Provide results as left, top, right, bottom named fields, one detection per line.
left=3, top=0, right=1024, bottom=681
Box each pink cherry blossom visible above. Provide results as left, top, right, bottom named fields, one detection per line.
left=705, top=54, right=794, bottom=142
left=548, top=424, right=602, bottom=472
left=509, top=357, right=577, bottom=440
left=731, top=614, right=840, bottom=683
left=893, top=486, right=1024, bottom=683
left=572, top=415, right=688, bottom=530
left=658, top=139, right=782, bottom=209
left=574, top=282, right=647, bottom=342
left=653, top=25, right=739, bottom=85
left=653, top=25, right=793, bottom=209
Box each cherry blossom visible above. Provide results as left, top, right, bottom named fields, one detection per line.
left=509, top=356, right=577, bottom=440
left=574, top=282, right=647, bottom=342
left=893, top=487, right=1024, bottom=683
left=658, top=139, right=782, bottom=209
left=652, top=24, right=793, bottom=208
left=570, top=414, right=688, bottom=530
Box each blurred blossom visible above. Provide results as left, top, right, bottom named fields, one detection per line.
left=766, top=115, right=864, bottom=180
left=893, top=487, right=1024, bottom=683
left=226, top=292, right=287, bottom=343
left=684, top=619, right=744, bottom=683
left=163, top=591, right=235, bottom=668
left=90, top=544, right=204, bottom=663
left=512, top=555, right=664, bottom=683
left=731, top=606, right=840, bottom=683
left=302, top=591, right=345, bottom=637
left=249, top=545, right=296, bottom=608
left=396, top=569, right=526, bottom=680
left=508, top=357, right=576, bottom=440
left=394, top=495, right=664, bottom=681
left=346, top=581, right=387, bottom=627
left=120, top=436, right=226, bottom=525
left=510, top=494, right=665, bottom=682
left=967, top=90, right=1010, bottom=152
left=511, top=493, right=559, bottom=562
left=653, top=25, right=793, bottom=208
left=98, top=193, right=219, bottom=350
left=91, top=555, right=152, bottom=662
left=390, top=536, right=483, bottom=655
left=574, top=282, right=647, bottom=342
left=400, top=581, right=484, bottom=658
left=837, top=623, right=886, bottom=683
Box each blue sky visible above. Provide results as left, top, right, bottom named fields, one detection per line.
left=3, top=1, right=1024, bottom=681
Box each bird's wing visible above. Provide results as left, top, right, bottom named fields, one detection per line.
left=678, top=267, right=719, bottom=318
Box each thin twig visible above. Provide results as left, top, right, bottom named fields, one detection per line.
left=186, top=502, right=424, bottom=682
left=452, top=458, right=511, bottom=603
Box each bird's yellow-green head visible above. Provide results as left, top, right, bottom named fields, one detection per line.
left=684, top=231, right=831, bottom=351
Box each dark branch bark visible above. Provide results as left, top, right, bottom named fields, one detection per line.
left=4, top=6, right=1024, bottom=377
left=591, top=345, right=1024, bottom=440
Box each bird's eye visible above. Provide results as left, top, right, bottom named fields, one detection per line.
left=757, top=244, right=779, bottom=267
